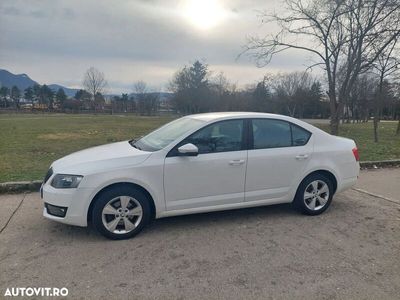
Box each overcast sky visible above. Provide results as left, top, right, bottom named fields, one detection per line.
left=0, top=0, right=312, bottom=93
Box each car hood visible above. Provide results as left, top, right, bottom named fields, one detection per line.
left=51, top=141, right=151, bottom=175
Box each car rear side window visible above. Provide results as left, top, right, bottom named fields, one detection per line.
left=252, top=119, right=311, bottom=149
left=291, top=124, right=311, bottom=146
left=252, top=119, right=291, bottom=149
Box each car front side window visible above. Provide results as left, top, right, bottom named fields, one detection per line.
left=181, top=119, right=244, bottom=154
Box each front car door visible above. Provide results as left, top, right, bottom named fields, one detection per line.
left=245, top=118, right=313, bottom=203
left=164, top=119, right=248, bottom=211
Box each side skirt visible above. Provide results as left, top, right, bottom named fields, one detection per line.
left=156, top=196, right=292, bottom=219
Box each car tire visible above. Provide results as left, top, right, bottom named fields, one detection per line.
left=293, top=173, right=333, bottom=215
left=92, top=185, right=151, bottom=240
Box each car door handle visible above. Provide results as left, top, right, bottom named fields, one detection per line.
left=295, top=154, right=309, bottom=160
left=229, top=159, right=245, bottom=166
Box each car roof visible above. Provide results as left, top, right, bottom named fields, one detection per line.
left=189, top=112, right=284, bottom=122
left=187, top=112, right=328, bottom=135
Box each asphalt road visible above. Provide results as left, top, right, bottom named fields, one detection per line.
left=1, top=169, right=400, bottom=299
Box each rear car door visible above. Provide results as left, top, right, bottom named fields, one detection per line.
left=245, top=118, right=313, bottom=202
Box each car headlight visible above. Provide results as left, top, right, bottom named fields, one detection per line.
left=51, top=174, right=83, bottom=189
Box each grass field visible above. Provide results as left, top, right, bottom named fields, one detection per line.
left=317, top=121, right=400, bottom=162
left=0, top=114, right=174, bottom=182
left=0, top=113, right=399, bottom=182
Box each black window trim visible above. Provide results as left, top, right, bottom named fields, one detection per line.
left=249, top=118, right=312, bottom=150
left=167, top=118, right=249, bottom=157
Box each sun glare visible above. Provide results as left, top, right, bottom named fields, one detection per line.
left=182, top=0, right=227, bottom=30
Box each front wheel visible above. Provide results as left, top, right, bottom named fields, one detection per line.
left=293, top=174, right=333, bottom=215
left=92, top=186, right=151, bottom=240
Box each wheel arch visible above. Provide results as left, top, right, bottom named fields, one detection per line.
left=87, top=182, right=156, bottom=223
left=299, top=169, right=338, bottom=195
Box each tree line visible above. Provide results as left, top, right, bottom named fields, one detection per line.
left=170, top=60, right=400, bottom=123
left=0, top=84, right=67, bottom=110
left=1, top=59, right=400, bottom=138
left=1, top=0, right=400, bottom=139
left=0, top=68, right=159, bottom=116
left=243, top=0, right=400, bottom=140
left=169, top=60, right=329, bottom=118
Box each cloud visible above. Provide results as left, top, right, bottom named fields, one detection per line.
left=1, top=6, right=21, bottom=16
left=0, top=0, right=311, bottom=93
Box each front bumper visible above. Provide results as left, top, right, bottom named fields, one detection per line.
left=41, top=183, right=94, bottom=227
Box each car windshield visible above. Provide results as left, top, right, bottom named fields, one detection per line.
left=132, top=117, right=205, bottom=152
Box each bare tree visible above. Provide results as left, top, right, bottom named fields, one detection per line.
left=397, top=119, right=400, bottom=135
left=394, top=80, right=400, bottom=135
left=134, top=81, right=147, bottom=95
left=134, top=81, right=147, bottom=115
left=134, top=81, right=158, bottom=115
left=271, top=72, right=314, bottom=117
left=244, top=0, right=400, bottom=135
left=348, top=73, right=378, bottom=122
left=212, top=72, right=230, bottom=99
left=372, top=38, right=399, bottom=141
left=83, top=67, right=107, bottom=111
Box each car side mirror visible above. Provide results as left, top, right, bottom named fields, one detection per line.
left=177, top=143, right=198, bottom=156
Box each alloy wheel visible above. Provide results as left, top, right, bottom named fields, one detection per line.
left=101, top=196, right=143, bottom=234
left=303, top=180, right=330, bottom=211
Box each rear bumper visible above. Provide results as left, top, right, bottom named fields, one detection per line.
left=335, top=160, right=359, bottom=193
left=337, top=176, right=358, bottom=193
left=41, top=184, right=94, bottom=227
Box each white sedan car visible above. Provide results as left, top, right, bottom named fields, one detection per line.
left=41, top=112, right=359, bottom=239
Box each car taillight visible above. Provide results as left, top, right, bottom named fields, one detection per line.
left=352, top=147, right=359, bottom=161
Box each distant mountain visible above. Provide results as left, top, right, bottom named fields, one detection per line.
left=0, top=69, right=38, bottom=90
left=129, top=92, right=173, bottom=99
left=0, top=69, right=78, bottom=97
left=0, top=69, right=171, bottom=99
left=47, top=84, right=79, bottom=97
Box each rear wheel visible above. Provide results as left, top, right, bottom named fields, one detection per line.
left=293, top=174, right=333, bottom=215
left=92, top=185, right=151, bottom=240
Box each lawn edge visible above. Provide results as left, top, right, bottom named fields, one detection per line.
left=1, top=159, right=400, bottom=194
left=359, top=159, right=400, bottom=169
left=0, top=180, right=42, bottom=194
